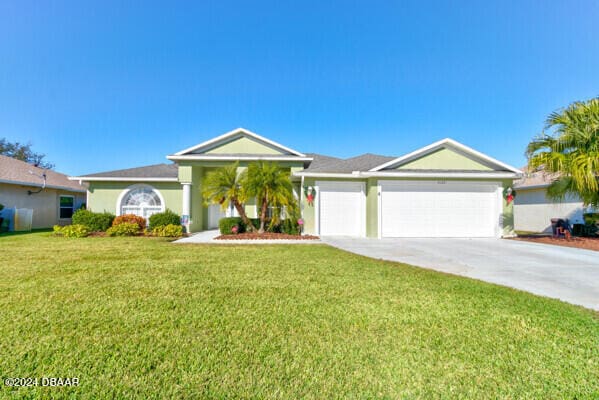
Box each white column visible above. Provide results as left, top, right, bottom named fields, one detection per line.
left=182, top=183, right=191, bottom=232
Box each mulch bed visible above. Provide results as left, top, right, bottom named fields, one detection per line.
left=511, top=235, right=599, bottom=252
left=215, top=232, right=319, bottom=240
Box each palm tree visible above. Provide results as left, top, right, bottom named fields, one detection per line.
left=243, top=161, right=297, bottom=233
left=526, top=98, right=599, bottom=207
left=202, top=162, right=256, bottom=232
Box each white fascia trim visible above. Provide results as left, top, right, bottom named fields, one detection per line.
left=0, top=178, right=86, bottom=193
left=294, top=171, right=519, bottom=179
left=68, top=177, right=178, bottom=182
left=369, top=138, right=522, bottom=174
left=361, top=171, right=520, bottom=179
left=167, top=155, right=312, bottom=162
left=173, top=127, right=307, bottom=157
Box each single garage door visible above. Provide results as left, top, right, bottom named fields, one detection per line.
left=318, top=181, right=365, bottom=236
left=380, top=181, right=499, bottom=238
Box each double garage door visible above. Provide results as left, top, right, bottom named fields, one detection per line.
left=317, top=180, right=499, bottom=238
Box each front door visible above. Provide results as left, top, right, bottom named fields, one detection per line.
left=208, top=204, right=225, bottom=229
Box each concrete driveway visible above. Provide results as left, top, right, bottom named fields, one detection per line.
left=322, top=237, right=599, bottom=311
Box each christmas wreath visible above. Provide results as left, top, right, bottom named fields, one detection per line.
left=503, top=187, right=516, bottom=204
left=304, top=186, right=316, bottom=206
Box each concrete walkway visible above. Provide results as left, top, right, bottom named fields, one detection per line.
left=175, top=230, right=322, bottom=244
left=322, top=237, right=599, bottom=311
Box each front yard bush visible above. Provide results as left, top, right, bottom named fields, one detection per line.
left=106, top=222, right=140, bottom=237
left=152, top=224, right=184, bottom=237
left=582, top=213, right=599, bottom=236
left=148, top=209, right=181, bottom=230
left=219, top=217, right=244, bottom=234
left=53, top=224, right=89, bottom=238
left=113, top=214, right=146, bottom=231
left=279, top=218, right=300, bottom=235
left=72, top=209, right=115, bottom=232
left=583, top=213, right=599, bottom=225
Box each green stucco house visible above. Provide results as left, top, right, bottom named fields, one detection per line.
left=70, top=128, right=522, bottom=238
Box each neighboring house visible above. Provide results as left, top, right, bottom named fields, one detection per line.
left=514, top=169, right=588, bottom=233
left=0, top=155, right=86, bottom=229
left=70, top=128, right=522, bottom=238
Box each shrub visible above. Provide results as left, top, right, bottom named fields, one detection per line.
left=152, top=224, right=184, bottom=237
left=106, top=222, right=140, bottom=237
left=0, top=203, right=4, bottom=211
left=53, top=224, right=89, bottom=238
left=148, top=209, right=181, bottom=230
left=219, top=217, right=244, bottom=234
left=113, top=214, right=146, bottom=231
left=72, top=209, right=115, bottom=232
left=280, top=218, right=300, bottom=235
left=248, top=218, right=261, bottom=231
left=583, top=213, right=599, bottom=226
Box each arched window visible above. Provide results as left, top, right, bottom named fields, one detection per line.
left=117, top=185, right=165, bottom=219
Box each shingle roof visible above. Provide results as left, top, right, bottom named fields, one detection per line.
left=303, top=153, right=395, bottom=173
left=514, top=168, right=558, bottom=189
left=303, top=153, right=343, bottom=170
left=79, top=163, right=178, bottom=179
left=0, top=154, right=86, bottom=192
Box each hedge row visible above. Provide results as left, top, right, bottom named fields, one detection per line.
left=72, top=209, right=182, bottom=232
left=218, top=217, right=300, bottom=235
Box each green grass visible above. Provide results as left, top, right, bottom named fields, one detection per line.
left=0, top=233, right=597, bottom=399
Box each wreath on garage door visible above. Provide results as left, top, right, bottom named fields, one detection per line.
left=503, top=187, right=516, bottom=204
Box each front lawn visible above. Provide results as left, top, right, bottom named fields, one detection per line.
left=0, top=233, right=597, bottom=398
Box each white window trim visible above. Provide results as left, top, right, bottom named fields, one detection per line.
left=58, top=194, right=75, bottom=220
left=115, top=184, right=166, bottom=217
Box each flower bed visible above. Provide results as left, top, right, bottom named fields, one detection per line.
left=215, top=233, right=319, bottom=240
left=511, top=235, right=599, bottom=252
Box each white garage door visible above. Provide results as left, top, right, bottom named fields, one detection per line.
left=318, top=181, right=365, bottom=236
left=380, top=181, right=499, bottom=238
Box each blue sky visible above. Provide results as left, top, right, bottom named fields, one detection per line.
left=1, top=1, right=598, bottom=175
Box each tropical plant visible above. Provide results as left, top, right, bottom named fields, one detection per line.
left=202, top=162, right=256, bottom=232
left=526, top=98, right=599, bottom=207
left=243, top=161, right=298, bottom=233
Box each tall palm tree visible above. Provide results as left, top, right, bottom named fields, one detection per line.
left=243, top=161, right=297, bottom=233
left=526, top=98, right=599, bottom=207
left=202, top=162, right=256, bottom=232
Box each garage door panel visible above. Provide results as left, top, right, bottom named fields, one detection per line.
left=380, top=182, right=497, bottom=238
left=318, top=182, right=365, bottom=237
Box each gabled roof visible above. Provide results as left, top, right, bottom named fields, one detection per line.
left=0, top=154, right=86, bottom=192
left=369, top=138, right=522, bottom=173
left=69, top=163, right=178, bottom=182
left=303, top=153, right=395, bottom=173
left=169, top=127, right=309, bottom=160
